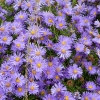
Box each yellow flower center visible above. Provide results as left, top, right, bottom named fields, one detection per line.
left=41, top=91, right=45, bottom=95
left=55, top=75, right=59, bottom=80
left=76, top=47, right=80, bottom=51
left=36, top=51, right=41, bottom=56
left=37, top=63, right=41, bottom=68
left=83, top=37, right=87, bottom=40
left=5, top=66, right=9, bottom=70
left=65, top=96, right=69, bottom=100
left=88, top=66, right=92, bottom=71
left=73, top=69, right=78, bottom=74
left=84, top=96, right=89, bottom=100
left=88, top=85, right=92, bottom=89
left=48, top=62, right=53, bottom=67
left=30, top=86, right=35, bottom=91
left=17, top=87, right=22, bottom=92
left=16, top=78, right=20, bottom=83
left=6, top=83, right=11, bottom=87
left=48, top=19, right=53, bottom=23
left=62, top=41, right=66, bottom=45
left=59, top=23, right=63, bottom=27
left=61, top=49, right=66, bottom=53
left=30, top=30, right=35, bottom=35
left=16, top=44, right=21, bottom=47
left=15, top=57, right=20, bottom=62
left=27, top=3, right=31, bottom=7
left=0, top=27, right=5, bottom=31
left=58, top=12, right=62, bottom=16
left=2, top=37, right=7, bottom=41
left=19, top=15, right=24, bottom=19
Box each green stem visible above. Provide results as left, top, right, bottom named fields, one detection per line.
left=72, top=0, right=77, bottom=6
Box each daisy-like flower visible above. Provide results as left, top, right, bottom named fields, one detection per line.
left=15, top=11, right=28, bottom=22
left=14, top=85, right=25, bottom=97
left=30, top=46, right=46, bottom=58
left=55, top=16, right=66, bottom=30
left=12, top=73, right=26, bottom=86
left=4, top=78, right=13, bottom=93
left=9, top=53, right=24, bottom=66
left=42, top=11, right=55, bottom=26
left=51, top=82, right=67, bottom=95
left=90, top=93, right=100, bottom=100
left=0, top=44, right=7, bottom=53
left=84, top=62, right=96, bottom=75
left=86, top=81, right=96, bottom=91
left=28, top=25, right=42, bottom=39
left=28, top=82, right=39, bottom=95
left=81, top=92, right=91, bottom=100
left=0, top=35, right=12, bottom=45
left=32, top=57, right=47, bottom=72
left=12, top=39, right=25, bottom=51
left=54, top=44, right=72, bottom=59
left=64, top=91, right=75, bottom=100
left=58, top=35, right=72, bottom=46
left=29, top=68, right=41, bottom=80
left=44, top=67, right=55, bottom=79
left=67, top=64, right=83, bottom=80
left=43, top=94, right=55, bottom=100
left=74, top=42, right=85, bottom=52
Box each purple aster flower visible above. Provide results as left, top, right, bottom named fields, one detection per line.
left=43, top=94, right=55, bottom=100
left=55, top=16, right=66, bottom=30
left=51, top=82, right=67, bottom=95
left=21, top=0, right=34, bottom=13
left=64, top=91, right=75, bottom=100
left=90, top=93, right=100, bottom=100
left=29, top=68, right=41, bottom=80
left=11, top=21, right=23, bottom=34
left=79, top=33, right=92, bottom=46
left=12, top=73, right=26, bottom=86
left=32, top=57, right=47, bottom=73
left=67, top=64, right=83, bottom=80
left=58, top=35, right=72, bottom=46
left=28, top=25, right=42, bottom=39
left=0, top=35, right=12, bottom=45
left=86, top=81, right=96, bottom=91
left=43, top=67, right=55, bottom=79
left=42, top=11, right=55, bottom=26
left=81, top=92, right=91, bottom=100
left=11, top=39, right=25, bottom=51
left=14, top=85, right=25, bottom=97
left=74, top=43, right=85, bottom=52
left=30, top=46, right=46, bottom=58
left=53, top=44, right=72, bottom=59
left=15, top=11, right=28, bottom=22
left=4, top=78, right=14, bottom=93
left=9, top=53, right=24, bottom=66
left=28, top=82, right=39, bottom=95
left=84, top=62, right=97, bottom=75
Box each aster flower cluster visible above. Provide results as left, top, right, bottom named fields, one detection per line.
left=0, top=0, right=100, bottom=100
